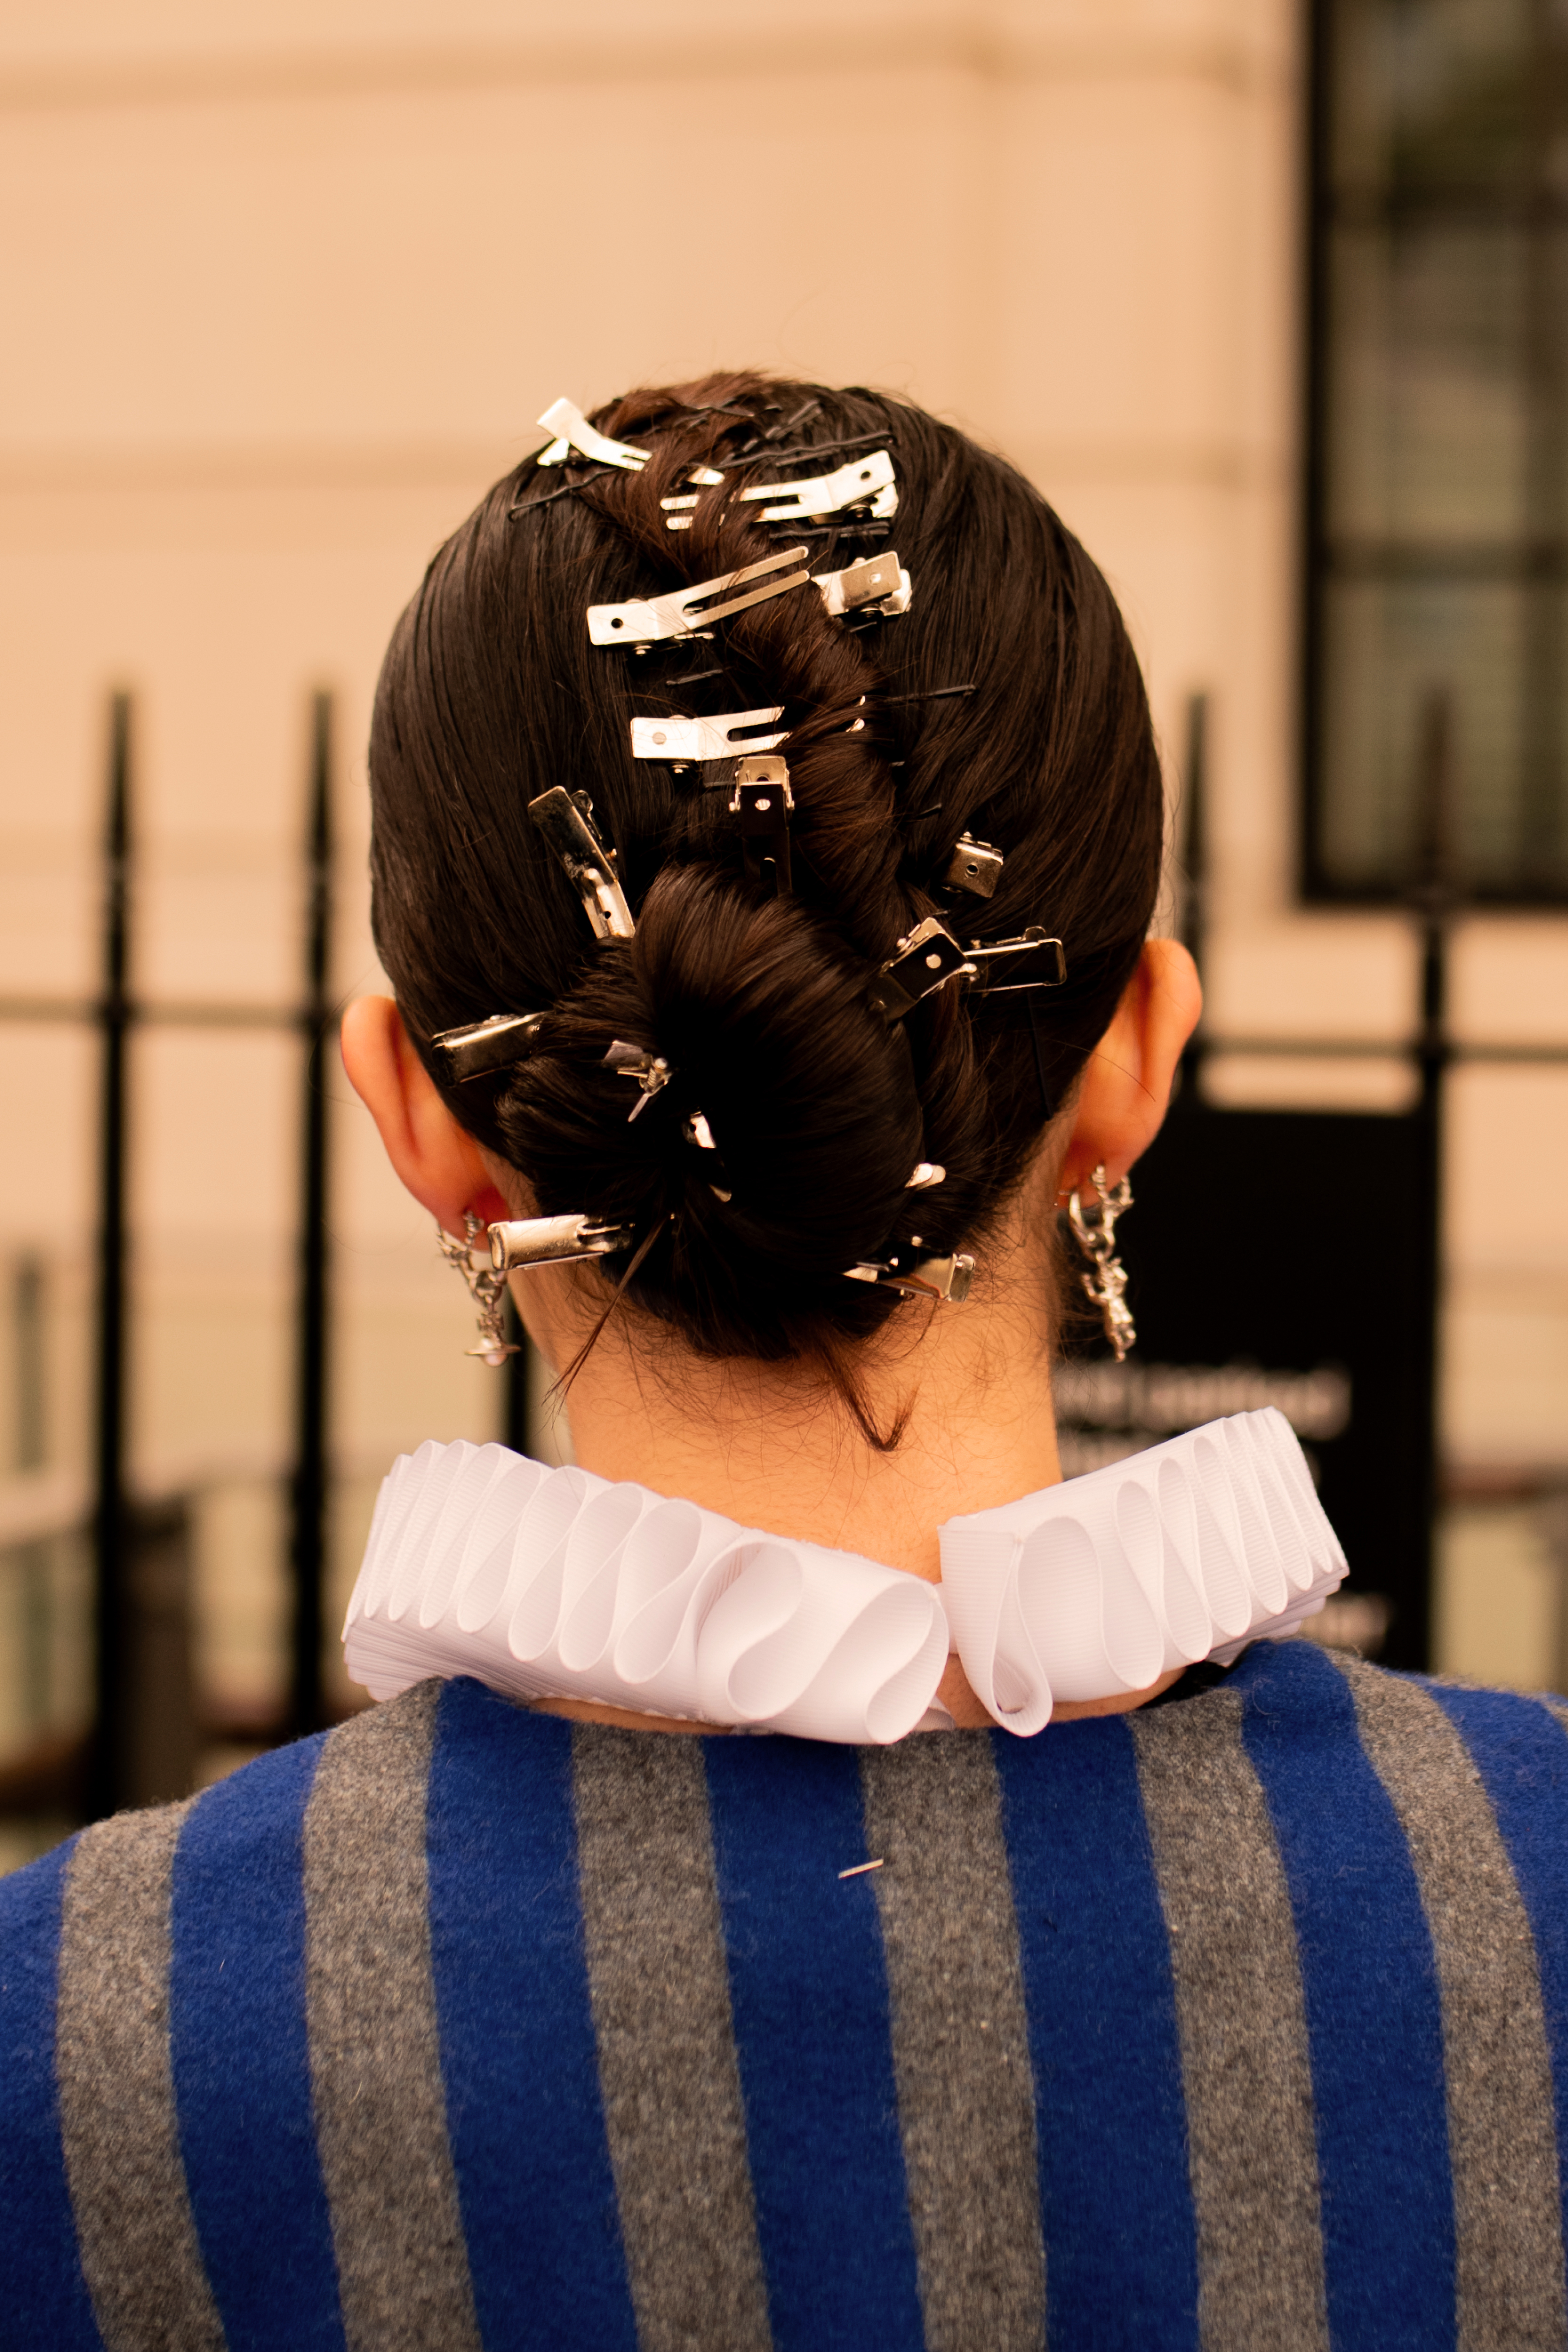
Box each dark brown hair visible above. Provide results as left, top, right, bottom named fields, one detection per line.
left=369, top=373, right=1163, bottom=1430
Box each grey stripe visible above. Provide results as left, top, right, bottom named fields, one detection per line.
left=1130, top=1690, right=1329, bottom=2352
left=572, top=1726, right=772, bottom=2352
left=57, top=1803, right=226, bottom=2352
left=859, top=1734, right=1045, bottom=2352
left=303, top=1682, right=481, bottom=2352
left=1335, top=1657, right=1568, bottom=2352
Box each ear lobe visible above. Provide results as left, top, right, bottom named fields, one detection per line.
left=1056, top=939, right=1202, bottom=1200
left=339, top=994, right=505, bottom=1232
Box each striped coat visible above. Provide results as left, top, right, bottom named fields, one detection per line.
left=4, top=1639, right=1568, bottom=2351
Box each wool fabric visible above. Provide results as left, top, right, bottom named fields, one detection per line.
left=4, top=1639, right=1568, bottom=2350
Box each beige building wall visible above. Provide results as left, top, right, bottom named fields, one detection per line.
left=0, top=0, right=1564, bottom=1733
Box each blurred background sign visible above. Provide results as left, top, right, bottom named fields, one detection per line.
left=0, top=0, right=1566, bottom=1858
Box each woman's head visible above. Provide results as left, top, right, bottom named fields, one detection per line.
left=363, top=373, right=1169, bottom=1428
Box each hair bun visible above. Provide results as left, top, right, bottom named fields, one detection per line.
left=495, top=864, right=925, bottom=1351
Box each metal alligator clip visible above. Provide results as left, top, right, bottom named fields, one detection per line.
left=844, top=1250, right=975, bottom=1303
left=630, top=706, right=786, bottom=763
left=588, top=546, right=812, bottom=646
left=740, top=448, right=899, bottom=524
left=684, top=1110, right=732, bottom=1201
left=488, top=1214, right=637, bottom=1271
left=942, top=833, right=1003, bottom=898
left=814, top=552, right=913, bottom=620
left=604, top=1041, right=675, bottom=1121
left=528, top=788, right=636, bottom=942
left=536, top=397, right=651, bottom=471
left=870, top=917, right=978, bottom=1018
left=965, top=927, right=1068, bottom=993
left=658, top=450, right=894, bottom=529
left=662, top=450, right=897, bottom=528
left=430, top=1011, right=544, bottom=1085
left=728, top=754, right=794, bottom=895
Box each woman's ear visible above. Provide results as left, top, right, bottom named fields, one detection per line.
left=1056, top=938, right=1202, bottom=1200
left=339, top=995, right=511, bottom=1235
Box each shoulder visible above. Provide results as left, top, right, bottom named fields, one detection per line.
left=1132, top=1637, right=1568, bottom=1933
left=1134, top=1632, right=1568, bottom=1803
left=0, top=1678, right=538, bottom=1988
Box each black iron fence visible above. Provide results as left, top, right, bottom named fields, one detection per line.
left=0, top=689, right=535, bottom=1824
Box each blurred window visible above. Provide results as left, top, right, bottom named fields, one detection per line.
left=1309, top=0, right=1568, bottom=900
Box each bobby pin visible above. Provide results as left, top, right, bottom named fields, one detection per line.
left=509, top=466, right=616, bottom=518
left=711, top=431, right=889, bottom=473
left=732, top=399, right=822, bottom=454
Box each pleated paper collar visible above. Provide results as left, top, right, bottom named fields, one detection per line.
left=343, top=1407, right=1345, bottom=1743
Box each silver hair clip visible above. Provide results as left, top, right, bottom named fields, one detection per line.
left=663, top=450, right=898, bottom=530
left=965, top=928, right=1068, bottom=993
left=488, top=1214, right=637, bottom=1272
left=815, top=552, right=913, bottom=620
left=630, top=706, right=786, bottom=764
left=529, top=788, right=635, bottom=943
left=684, top=1110, right=732, bottom=1201
left=534, top=395, right=726, bottom=487
left=844, top=1249, right=975, bottom=1304
left=430, top=1011, right=544, bottom=1085
left=536, top=397, right=650, bottom=472
left=870, top=918, right=978, bottom=1019
left=589, top=545, right=811, bottom=646
left=604, top=1041, right=674, bottom=1121
left=943, top=834, right=1003, bottom=898
left=907, top=1162, right=946, bottom=1189
left=729, top=754, right=793, bottom=895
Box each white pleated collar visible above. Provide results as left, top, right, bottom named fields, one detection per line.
left=342, top=1406, right=1346, bottom=1743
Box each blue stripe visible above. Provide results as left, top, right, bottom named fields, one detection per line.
left=169, top=1736, right=344, bottom=2351
left=994, top=1715, right=1201, bottom=2351
left=0, top=1836, right=103, bottom=2349
left=704, top=1734, right=923, bottom=2352
left=1432, top=1684, right=1568, bottom=2255
left=426, top=1678, right=636, bottom=2352
left=1238, top=1642, right=1455, bottom=2351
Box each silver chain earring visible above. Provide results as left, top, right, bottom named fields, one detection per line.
left=435, top=1212, right=518, bottom=1367
left=1067, top=1166, right=1136, bottom=1362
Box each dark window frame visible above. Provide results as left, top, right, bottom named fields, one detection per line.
left=1301, top=0, right=1568, bottom=909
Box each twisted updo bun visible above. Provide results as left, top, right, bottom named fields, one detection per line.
left=369, top=373, right=1163, bottom=1426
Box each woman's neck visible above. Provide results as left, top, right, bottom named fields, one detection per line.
left=551, top=1279, right=1062, bottom=1586
left=510, top=1195, right=1182, bottom=1730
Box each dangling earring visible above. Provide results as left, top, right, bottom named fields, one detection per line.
left=1067, top=1166, right=1136, bottom=1362
left=435, top=1212, right=518, bottom=1367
